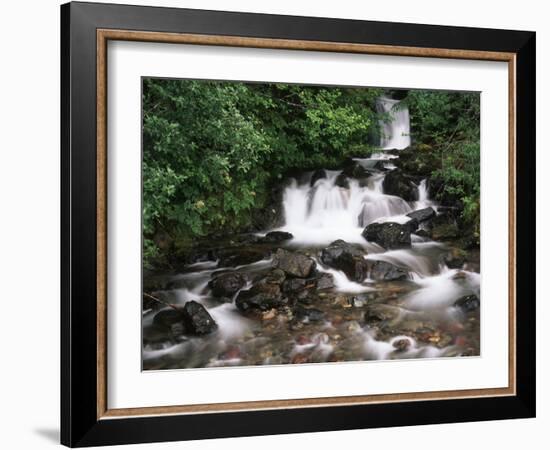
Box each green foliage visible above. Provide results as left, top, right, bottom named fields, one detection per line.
left=142, top=79, right=382, bottom=261
left=404, top=91, right=480, bottom=238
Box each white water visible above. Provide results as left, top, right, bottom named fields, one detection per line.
left=377, top=96, right=411, bottom=150
left=281, top=170, right=412, bottom=246
left=143, top=97, right=480, bottom=369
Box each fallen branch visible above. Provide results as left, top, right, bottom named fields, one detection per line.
left=143, top=292, right=180, bottom=311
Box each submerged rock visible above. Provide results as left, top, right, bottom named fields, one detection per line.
left=369, top=260, right=409, bottom=281
left=320, top=239, right=369, bottom=282
left=272, top=248, right=316, bottom=278
left=382, top=169, right=417, bottom=201
left=364, top=304, right=402, bottom=324
left=362, top=222, right=412, bottom=249
left=208, top=272, right=246, bottom=297
left=153, top=309, right=186, bottom=331
left=293, top=305, right=325, bottom=323
left=182, top=301, right=218, bottom=335
left=407, top=206, right=436, bottom=223
left=454, top=295, right=480, bottom=312
left=260, top=231, right=294, bottom=243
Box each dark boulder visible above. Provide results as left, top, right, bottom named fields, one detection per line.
left=265, top=268, right=286, bottom=285
left=208, top=272, right=246, bottom=297
left=362, top=222, right=412, bottom=249
left=442, top=248, right=468, bottom=269
left=334, top=173, right=350, bottom=189
left=369, top=260, right=409, bottom=281
left=342, top=161, right=370, bottom=179
left=407, top=207, right=436, bottom=223
left=153, top=309, right=186, bottom=332
left=382, top=169, right=417, bottom=201
left=282, top=277, right=307, bottom=294
left=260, top=231, right=294, bottom=243
left=235, top=281, right=288, bottom=312
left=454, top=295, right=480, bottom=312
left=320, top=240, right=369, bottom=282
left=310, top=169, right=327, bottom=186
left=217, top=248, right=267, bottom=267
left=272, top=248, right=316, bottom=278
left=182, top=301, right=218, bottom=335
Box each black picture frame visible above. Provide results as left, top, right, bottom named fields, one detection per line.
left=61, top=1, right=536, bottom=447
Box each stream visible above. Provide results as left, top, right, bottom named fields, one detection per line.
left=142, top=98, right=480, bottom=370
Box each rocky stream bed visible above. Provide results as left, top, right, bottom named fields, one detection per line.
left=142, top=146, right=481, bottom=370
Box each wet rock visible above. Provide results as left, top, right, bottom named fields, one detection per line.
left=454, top=295, right=480, bottom=312
left=362, top=222, right=412, bottom=249
left=443, top=248, right=468, bottom=269
left=382, top=169, right=418, bottom=201
left=182, top=301, right=218, bottom=335
left=364, top=304, right=402, bottom=323
left=342, top=161, right=370, bottom=179
left=320, top=239, right=369, bottom=282
left=334, top=173, right=350, bottom=189
left=217, top=248, right=267, bottom=267
left=407, top=207, right=436, bottom=223
left=265, top=268, right=286, bottom=285
left=369, top=260, right=409, bottom=281
left=260, top=231, right=294, bottom=243
left=208, top=272, right=246, bottom=297
left=272, top=248, right=316, bottom=278
left=431, top=223, right=460, bottom=241
left=235, top=281, right=287, bottom=312
left=316, top=273, right=335, bottom=290
left=310, top=169, right=327, bottom=186
left=153, top=309, right=186, bottom=333
left=282, top=278, right=307, bottom=294
left=393, top=338, right=411, bottom=352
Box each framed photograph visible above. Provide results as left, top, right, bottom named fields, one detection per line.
left=61, top=1, right=536, bottom=447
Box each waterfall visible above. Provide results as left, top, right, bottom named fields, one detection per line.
left=377, top=96, right=411, bottom=150
left=280, top=167, right=412, bottom=246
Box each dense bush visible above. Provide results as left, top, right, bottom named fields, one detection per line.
left=404, top=90, right=480, bottom=238
left=142, top=79, right=383, bottom=261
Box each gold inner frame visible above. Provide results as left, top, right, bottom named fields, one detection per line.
left=96, top=29, right=517, bottom=420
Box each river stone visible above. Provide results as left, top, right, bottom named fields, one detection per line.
left=282, top=277, right=307, bottom=293
left=208, top=272, right=246, bottom=297
left=369, top=260, right=409, bottom=281
left=320, top=239, right=369, bottom=282
left=217, top=248, right=266, bottom=267
left=316, top=273, right=335, bottom=290
left=382, top=169, right=417, bottom=201
left=310, top=169, right=327, bottom=186
left=272, top=248, right=316, bottom=278
left=182, top=301, right=217, bottom=335
left=153, top=309, right=186, bottom=330
left=443, top=248, right=468, bottom=269
left=235, top=281, right=287, bottom=312
left=454, top=294, right=480, bottom=312
left=265, top=268, right=286, bottom=285
left=334, top=173, right=350, bottom=189
left=260, top=231, right=294, bottom=243
left=407, top=206, right=436, bottom=223
left=362, top=222, right=412, bottom=249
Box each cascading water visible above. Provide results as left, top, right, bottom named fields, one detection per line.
left=280, top=169, right=412, bottom=246
left=142, top=102, right=480, bottom=370
left=377, top=96, right=411, bottom=150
